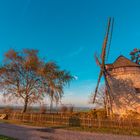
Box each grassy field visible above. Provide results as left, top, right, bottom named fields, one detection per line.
left=1, top=119, right=140, bottom=137
left=0, top=135, right=16, bottom=140
left=66, top=126, right=140, bottom=136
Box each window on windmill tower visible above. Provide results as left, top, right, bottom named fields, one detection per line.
left=135, top=88, right=140, bottom=93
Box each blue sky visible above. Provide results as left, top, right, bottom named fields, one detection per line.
left=0, top=0, right=140, bottom=107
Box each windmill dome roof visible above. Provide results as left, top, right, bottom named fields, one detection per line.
left=106, top=55, right=140, bottom=69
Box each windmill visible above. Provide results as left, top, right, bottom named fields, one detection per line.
left=93, top=18, right=114, bottom=116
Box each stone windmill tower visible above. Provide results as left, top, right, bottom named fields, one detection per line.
left=106, top=55, right=140, bottom=113
left=93, top=18, right=140, bottom=115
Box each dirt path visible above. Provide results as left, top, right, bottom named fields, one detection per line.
left=0, top=123, right=140, bottom=140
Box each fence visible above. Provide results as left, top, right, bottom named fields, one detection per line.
left=7, top=113, right=140, bottom=129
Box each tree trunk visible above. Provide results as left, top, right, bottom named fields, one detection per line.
left=55, top=102, right=58, bottom=114
left=22, top=96, right=28, bottom=113
left=50, top=98, right=53, bottom=113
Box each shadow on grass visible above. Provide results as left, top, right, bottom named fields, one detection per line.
left=35, top=125, right=68, bottom=133
left=35, top=128, right=55, bottom=133
left=40, top=136, right=55, bottom=140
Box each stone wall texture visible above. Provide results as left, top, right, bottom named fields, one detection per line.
left=108, top=67, right=140, bottom=88
left=108, top=66, right=140, bottom=114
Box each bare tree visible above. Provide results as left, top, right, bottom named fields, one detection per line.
left=91, top=86, right=110, bottom=116
left=40, top=62, right=73, bottom=113
left=0, top=49, right=44, bottom=112
left=0, top=49, right=73, bottom=113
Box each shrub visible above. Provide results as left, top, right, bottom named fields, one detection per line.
left=68, top=106, right=74, bottom=113
left=87, top=109, right=107, bottom=119
left=125, top=110, right=140, bottom=120
left=2, top=106, right=13, bottom=114
left=60, top=105, right=68, bottom=113
left=40, top=105, right=47, bottom=114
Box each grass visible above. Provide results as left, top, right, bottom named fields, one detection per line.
left=0, top=135, right=16, bottom=140
left=1, top=120, right=140, bottom=137
left=66, top=126, right=140, bottom=136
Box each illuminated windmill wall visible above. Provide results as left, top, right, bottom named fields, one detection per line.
left=106, top=55, right=140, bottom=113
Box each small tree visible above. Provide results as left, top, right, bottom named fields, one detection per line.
left=91, top=86, right=110, bottom=116
left=68, top=105, right=74, bottom=113
left=40, top=104, right=47, bottom=114
left=60, top=105, right=68, bottom=113
left=40, top=62, right=73, bottom=113
left=130, top=48, right=140, bottom=64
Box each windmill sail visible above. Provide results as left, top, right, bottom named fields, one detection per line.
left=93, top=17, right=114, bottom=113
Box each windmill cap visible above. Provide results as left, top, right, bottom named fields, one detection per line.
left=106, top=55, right=140, bottom=69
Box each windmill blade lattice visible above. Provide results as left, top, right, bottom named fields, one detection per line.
left=93, top=17, right=114, bottom=111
